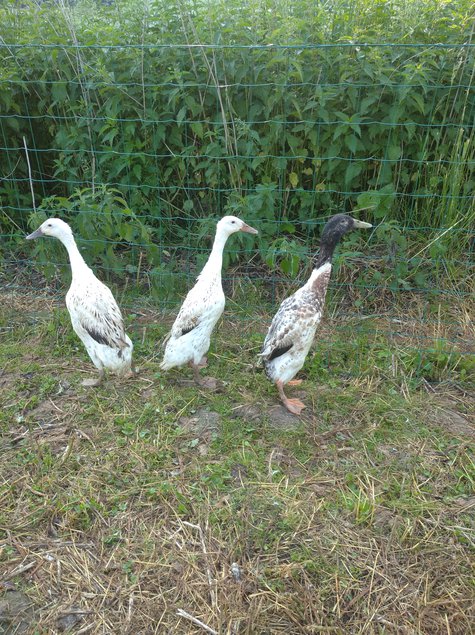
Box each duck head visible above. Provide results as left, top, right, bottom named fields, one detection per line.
left=315, top=214, right=372, bottom=268
left=217, top=215, right=258, bottom=237
left=26, top=218, right=74, bottom=241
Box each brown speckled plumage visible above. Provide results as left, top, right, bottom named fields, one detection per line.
left=261, top=263, right=331, bottom=384
left=260, top=213, right=372, bottom=413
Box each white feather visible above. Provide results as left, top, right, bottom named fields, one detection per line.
left=27, top=218, right=133, bottom=376
left=160, top=216, right=256, bottom=371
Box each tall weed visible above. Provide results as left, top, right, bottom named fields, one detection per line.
left=0, top=0, right=474, bottom=292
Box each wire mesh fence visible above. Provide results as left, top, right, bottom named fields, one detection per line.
left=1, top=31, right=474, bottom=385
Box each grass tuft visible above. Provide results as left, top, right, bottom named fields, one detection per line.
left=0, top=289, right=474, bottom=633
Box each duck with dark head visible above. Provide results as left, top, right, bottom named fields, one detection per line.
left=260, top=214, right=372, bottom=415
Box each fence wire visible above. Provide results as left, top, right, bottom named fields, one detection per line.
left=0, top=37, right=474, bottom=385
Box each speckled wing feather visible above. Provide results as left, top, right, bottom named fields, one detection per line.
left=168, top=278, right=219, bottom=339
left=261, top=290, right=315, bottom=360
left=261, top=265, right=331, bottom=362
left=170, top=307, right=201, bottom=338
left=69, top=281, right=129, bottom=351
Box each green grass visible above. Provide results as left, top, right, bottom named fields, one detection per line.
left=0, top=290, right=474, bottom=634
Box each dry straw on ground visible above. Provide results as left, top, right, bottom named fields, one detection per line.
left=1, top=286, right=474, bottom=634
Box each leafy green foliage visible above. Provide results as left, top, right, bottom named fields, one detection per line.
left=27, top=186, right=158, bottom=278
left=1, top=0, right=474, bottom=290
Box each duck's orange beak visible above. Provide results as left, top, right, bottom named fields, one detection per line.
left=240, top=223, right=258, bottom=235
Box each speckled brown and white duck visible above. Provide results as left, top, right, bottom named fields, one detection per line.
left=160, top=215, right=258, bottom=387
left=260, top=214, right=372, bottom=415
left=26, top=218, right=134, bottom=386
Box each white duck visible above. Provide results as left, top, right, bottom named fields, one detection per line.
left=26, top=218, right=134, bottom=386
left=160, top=215, right=258, bottom=387
left=261, top=214, right=372, bottom=414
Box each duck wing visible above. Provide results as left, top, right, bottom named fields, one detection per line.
left=169, top=298, right=207, bottom=339
left=261, top=296, right=299, bottom=360
left=71, top=283, right=129, bottom=351
left=261, top=263, right=332, bottom=361
left=260, top=291, right=320, bottom=361
left=168, top=279, right=223, bottom=339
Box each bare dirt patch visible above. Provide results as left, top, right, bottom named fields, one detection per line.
left=0, top=370, right=21, bottom=394
left=429, top=406, right=474, bottom=439
left=231, top=402, right=305, bottom=429
left=0, top=588, right=35, bottom=635
left=2, top=389, right=83, bottom=456
left=424, top=394, right=475, bottom=439
left=178, top=408, right=221, bottom=441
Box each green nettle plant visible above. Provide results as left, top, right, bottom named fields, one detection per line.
left=0, top=0, right=474, bottom=294
left=28, top=187, right=158, bottom=278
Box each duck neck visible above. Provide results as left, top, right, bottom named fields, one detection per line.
left=200, top=229, right=228, bottom=280
left=307, top=260, right=332, bottom=300
left=61, top=233, right=90, bottom=279
left=313, top=241, right=336, bottom=270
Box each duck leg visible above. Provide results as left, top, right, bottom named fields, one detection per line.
left=81, top=368, right=105, bottom=387
left=276, top=380, right=305, bottom=415
left=125, top=365, right=139, bottom=378
left=122, top=369, right=137, bottom=380
left=190, top=361, right=218, bottom=389
left=191, top=362, right=202, bottom=384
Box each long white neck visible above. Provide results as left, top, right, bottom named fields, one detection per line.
left=60, top=232, right=91, bottom=280
left=199, top=228, right=229, bottom=281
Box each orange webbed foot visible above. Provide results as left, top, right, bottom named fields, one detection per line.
left=287, top=379, right=303, bottom=386
left=197, top=376, right=219, bottom=390
left=283, top=397, right=306, bottom=415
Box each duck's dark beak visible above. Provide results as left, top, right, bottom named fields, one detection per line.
left=352, top=220, right=372, bottom=229
left=26, top=228, right=44, bottom=240
left=240, top=223, right=258, bottom=235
